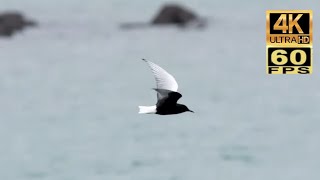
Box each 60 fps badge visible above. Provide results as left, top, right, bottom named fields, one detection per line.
left=266, top=10, right=313, bottom=74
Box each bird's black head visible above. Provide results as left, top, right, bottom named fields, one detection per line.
left=177, top=104, right=194, bottom=113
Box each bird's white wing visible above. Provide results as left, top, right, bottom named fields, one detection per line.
left=142, top=59, right=178, bottom=92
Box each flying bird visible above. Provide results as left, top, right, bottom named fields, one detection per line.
left=139, top=59, right=194, bottom=115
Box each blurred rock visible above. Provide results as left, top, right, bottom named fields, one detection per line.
left=152, top=4, right=197, bottom=26
left=0, top=11, right=37, bottom=37
left=120, top=3, right=206, bottom=29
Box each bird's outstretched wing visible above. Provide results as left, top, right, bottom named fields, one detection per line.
left=142, top=59, right=179, bottom=92
left=153, top=88, right=182, bottom=107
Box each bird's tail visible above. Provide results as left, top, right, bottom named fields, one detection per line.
left=138, top=105, right=156, bottom=114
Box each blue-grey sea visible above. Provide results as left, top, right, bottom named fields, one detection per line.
left=0, top=0, right=319, bottom=180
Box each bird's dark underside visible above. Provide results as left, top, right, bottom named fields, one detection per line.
left=153, top=89, right=193, bottom=115
left=156, top=103, right=193, bottom=115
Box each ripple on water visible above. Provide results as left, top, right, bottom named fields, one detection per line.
left=219, top=145, right=256, bottom=164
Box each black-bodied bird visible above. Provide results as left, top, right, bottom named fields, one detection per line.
left=139, top=59, right=194, bottom=115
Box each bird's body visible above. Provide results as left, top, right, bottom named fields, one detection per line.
left=139, top=59, right=193, bottom=115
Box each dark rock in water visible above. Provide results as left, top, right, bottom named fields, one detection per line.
left=120, top=3, right=206, bottom=30
left=152, top=4, right=198, bottom=26
left=0, top=11, right=37, bottom=37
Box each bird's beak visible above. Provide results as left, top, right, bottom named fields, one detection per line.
left=189, top=110, right=194, bottom=113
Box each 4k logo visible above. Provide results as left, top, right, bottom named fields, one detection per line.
left=272, top=14, right=308, bottom=34
left=266, top=10, right=313, bottom=74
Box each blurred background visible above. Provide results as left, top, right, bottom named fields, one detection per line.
left=0, top=0, right=319, bottom=180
